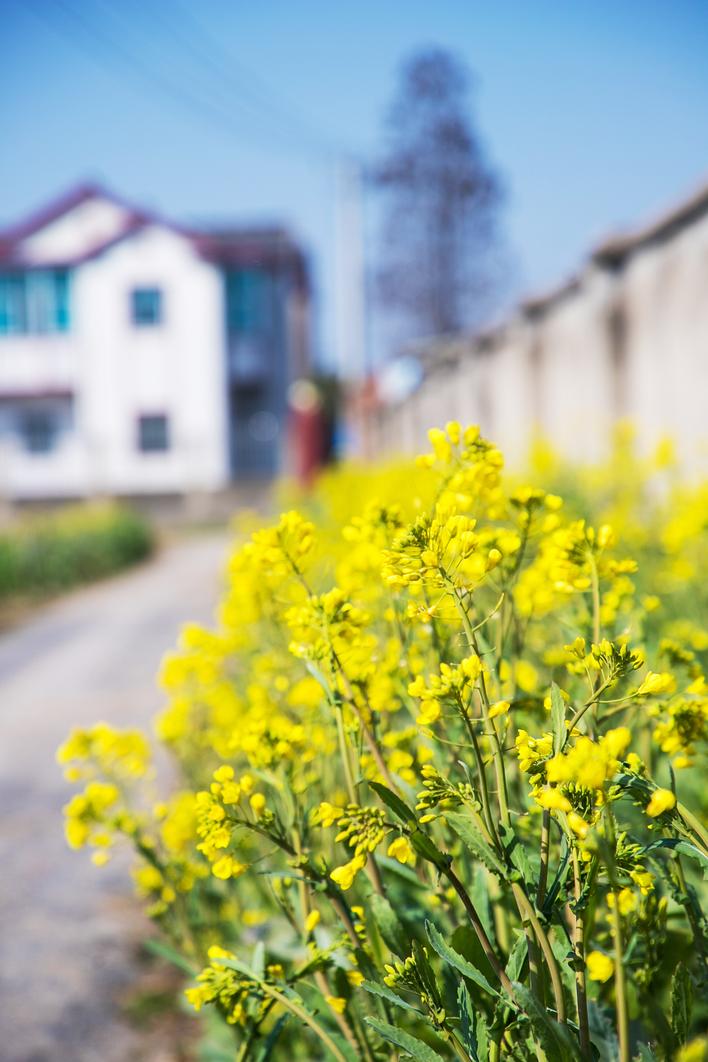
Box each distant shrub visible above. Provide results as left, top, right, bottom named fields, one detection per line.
left=0, top=503, right=154, bottom=601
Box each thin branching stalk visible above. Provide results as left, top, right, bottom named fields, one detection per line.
left=444, top=864, right=516, bottom=998
left=605, top=808, right=630, bottom=1062
left=449, top=581, right=510, bottom=827
left=511, top=883, right=567, bottom=1023
left=571, top=848, right=591, bottom=1059
left=537, top=808, right=551, bottom=909
left=259, top=983, right=350, bottom=1062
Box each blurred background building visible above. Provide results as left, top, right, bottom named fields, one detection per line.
left=3, top=3, right=708, bottom=494
left=0, top=183, right=310, bottom=502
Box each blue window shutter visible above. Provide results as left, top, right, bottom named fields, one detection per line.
left=55, top=270, right=70, bottom=331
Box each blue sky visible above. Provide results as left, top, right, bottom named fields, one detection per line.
left=4, top=0, right=708, bottom=365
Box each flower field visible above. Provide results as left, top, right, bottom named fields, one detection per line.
left=58, top=425, right=708, bottom=1061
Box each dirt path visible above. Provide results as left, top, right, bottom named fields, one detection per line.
left=0, top=532, right=230, bottom=1061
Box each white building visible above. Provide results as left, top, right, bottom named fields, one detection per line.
left=0, top=184, right=310, bottom=501
left=359, top=177, right=708, bottom=472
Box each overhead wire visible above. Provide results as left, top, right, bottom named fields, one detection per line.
left=26, top=0, right=341, bottom=162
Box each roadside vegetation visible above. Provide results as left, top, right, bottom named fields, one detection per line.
left=0, top=502, right=153, bottom=610
left=59, top=424, right=707, bottom=1061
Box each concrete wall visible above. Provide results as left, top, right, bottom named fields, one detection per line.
left=362, top=203, right=708, bottom=472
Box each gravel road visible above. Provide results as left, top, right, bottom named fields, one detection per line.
left=0, top=532, right=229, bottom=1061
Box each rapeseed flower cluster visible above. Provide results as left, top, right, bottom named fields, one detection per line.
left=59, top=423, right=708, bottom=1062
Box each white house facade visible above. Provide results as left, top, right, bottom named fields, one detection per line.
left=0, top=185, right=310, bottom=500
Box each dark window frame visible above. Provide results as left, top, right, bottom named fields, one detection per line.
left=137, top=413, right=170, bottom=453
left=130, top=287, right=163, bottom=326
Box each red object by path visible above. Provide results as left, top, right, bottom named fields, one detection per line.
left=288, top=380, right=325, bottom=487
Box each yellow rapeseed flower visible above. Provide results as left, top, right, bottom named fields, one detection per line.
left=646, top=788, right=677, bottom=817
left=586, top=951, right=614, bottom=982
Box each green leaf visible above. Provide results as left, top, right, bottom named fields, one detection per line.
left=511, top=982, right=581, bottom=1062
left=377, top=854, right=426, bottom=886
left=143, top=937, right=198, bottom=976
left=446, top=811, right=506, bottom=878
left=587, top=1000, right=619, bottom=1062
left=458, top=981, right=489, bottom=1062
left=371, top=892, right=409, bottom=958
left=212, top=955, right=258, bottom=979
left=491, top=931, right=528, bottom=1028
left=369, top=780, right=417, bottom=824
left=641, top=837, right=708, bottom=881
left=426, top=920, right=501, bottom=999
left=543, top=839, right=571, bottom=916
left=305, top=659, right=333, bottom=695
left=668, top=841, right=708, bottom=879
left=550, top=682, right=567, bottom=754
left=361, top=979, right=421, bottom=1014
left=409, top=828, right=450, bottom=870
left=365, top=1017, right=445, bottom=1061
left=498, top=821, right=534, bottom=884
left=505, top=930, right=528, bottom=984
left=252, top=941, right=265, bottom=981
left=255, top=1014, right=288, bottom=1061
left=634, top=1045, right=659, bottom=1061
left=671, top=962, right=693, bottom=1045
left=470, top=864, right=497, bottom=944
left=412, top=939, right=443, bottom=1009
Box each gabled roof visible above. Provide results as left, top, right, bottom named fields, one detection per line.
left=0, top=182, right=107, bottom=245
left=0, top=182, right=309, bottom=290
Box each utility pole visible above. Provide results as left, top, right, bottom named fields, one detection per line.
left=334, top=156, right=366, bottom=381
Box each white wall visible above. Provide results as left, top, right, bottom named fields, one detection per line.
left=75, top=225, right=229, bottom=496
left=363, top=208, right=708, bottom=473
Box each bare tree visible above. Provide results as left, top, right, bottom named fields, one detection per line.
left=375, top=48, right=502, bottom=341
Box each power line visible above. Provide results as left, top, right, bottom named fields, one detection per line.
left=130, top=0, right=344, bottom=159
left=26, top=0, right=338, bottom=162
left=22, top=0, right=370, bottom=375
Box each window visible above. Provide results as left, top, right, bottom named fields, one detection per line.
left=20, top=408, right=58, bottom=453
left=0, top=270, right=71, bottom=335
left=131, top=287, right=163, bottom=326
left=0, top=396, right=72, bottom=454
left=226, top=270, right=268, bottom=334
left=137, top=414, right=169, bottom=452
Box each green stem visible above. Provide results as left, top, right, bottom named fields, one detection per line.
left=314, top=969, right=371, bottom=1061
left=444, top=865, right=516, bottom=998
left=334, top=700, right=356, bottom=803
left=571, top=849, right=591, bottom=1060
left=537, top=809, right=551, bottom=909
left=565, top=677, right=614, bottom=739
left=677, top=800, right=708, bottom=854
left=235, top=1001, right=275, bottom=1062
left=460, top=697, right=499, bottom=845
left=450, top=582, right=510, bottom=827
left=590, top=556, right=601, bottom=649
left=605, top=809, right=630, bottom=1062
left=332, top=649, right=398, bottom=791
left=609, top=898, right=630, bottom=1062
left=511, top=883, right=567, bottom=1023
left=260, top=984, right=350, bottom=1062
